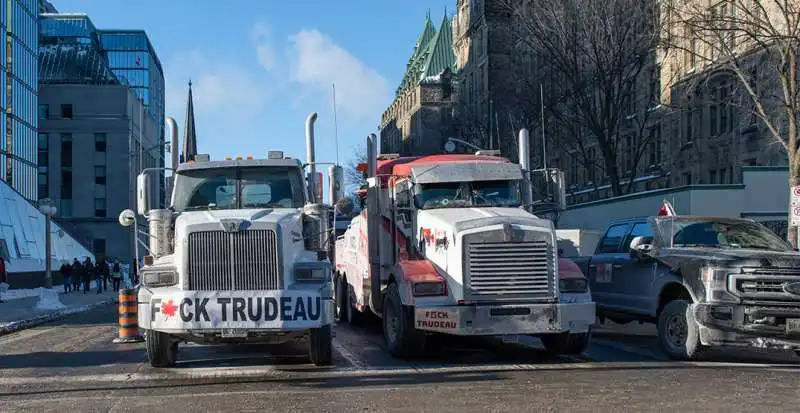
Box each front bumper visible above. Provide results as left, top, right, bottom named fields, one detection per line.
left=138, top=289, right=335, bottom=335
left=413, top=302, right=595, bottom=336
left=694, top=303, right=800, bottom=349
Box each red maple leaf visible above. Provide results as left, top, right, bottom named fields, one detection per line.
left=162, top=299, right=177, bottom=318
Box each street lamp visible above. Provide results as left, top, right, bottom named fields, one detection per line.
left=35, top=198, right=66, bottom=310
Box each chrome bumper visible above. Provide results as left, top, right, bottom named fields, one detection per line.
left=413, top=302, right=595, bottom=336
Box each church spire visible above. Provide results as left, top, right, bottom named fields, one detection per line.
left=181, top=80, right=197, bottom=163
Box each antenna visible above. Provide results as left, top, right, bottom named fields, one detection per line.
left=670, top=194, right=676, bottom=248
left=540, top=83, right=547, bottom=170
left=332, top=83, right=340, bottom=165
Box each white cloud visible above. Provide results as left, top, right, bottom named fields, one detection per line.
left=251, top=22, right=276, bottom=71
left=164, top=51, right=268, bottom=117
left=287, top=30, right=391, bottom=122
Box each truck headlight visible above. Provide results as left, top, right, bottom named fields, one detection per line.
left=295, top=267, right=328, bottom=281
left=413, top=282, right=447, bottom=297
left=142, top=271, right=178, bottom=288
left=560, top=278, right=588, bottom=293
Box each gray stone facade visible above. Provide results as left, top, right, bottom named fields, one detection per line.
left=38, top=84, right=159, bottom=263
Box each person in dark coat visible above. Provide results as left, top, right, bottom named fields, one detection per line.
left=81, top=257, right=93, bottom=294
left=98, top=258, right=110, bottom=292
left=60, top=261, right=72, bottom=293
left=71, top=258, right=82, bottom=291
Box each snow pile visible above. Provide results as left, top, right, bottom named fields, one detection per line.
left=33, top=288, right=67, bottom=311
left=0, top=296, right=117, bottom=335
left=0, top=287, right=49, bottom=301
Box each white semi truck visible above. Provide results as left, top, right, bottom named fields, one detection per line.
left=120, top=113, right=339, bottom=367
left=334, top=130, right=596, bottom=358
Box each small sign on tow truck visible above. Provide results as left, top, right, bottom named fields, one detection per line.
left=786, top=318, right=800, bottom=333
left=414, top=308, right=459, bottom=333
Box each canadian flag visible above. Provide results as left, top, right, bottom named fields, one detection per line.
left=658, top=199, right=677, bottom=216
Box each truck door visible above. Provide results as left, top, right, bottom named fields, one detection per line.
left=589, top=222, right=631, bottom=311
left=616, top=221, right=657, bottom=315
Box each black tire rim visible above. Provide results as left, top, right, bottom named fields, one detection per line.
left=385, top=300, right=399, bottom=345
left=665, top=313, right=688, bottom=349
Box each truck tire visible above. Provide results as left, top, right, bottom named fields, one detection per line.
left=383, top=283, right=426, bottom=358
left=145, top=329, right=178, bottom=368
left=309, top=325, right=333, bottom=366
left=657, top=299, right=705, bottom=360
left=334, top=274, right=347, bottom=322
left=540, top=328, right=592, bottom=356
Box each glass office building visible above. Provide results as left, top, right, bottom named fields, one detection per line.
left=0, top=0, right=39, bottom=202
left=98, top=30, right=166, bottom=205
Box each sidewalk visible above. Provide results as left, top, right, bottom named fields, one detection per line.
left=0, top=288, right=119, bottom=336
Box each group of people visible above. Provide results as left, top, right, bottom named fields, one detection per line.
left=59, top=257, right=124, bottom=294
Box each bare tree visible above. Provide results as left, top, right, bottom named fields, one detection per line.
left=502, top=0, right=672, bottom=196
left=344, top=143, right=368, bottom=192
left=663, top=0, right=800, bottom=244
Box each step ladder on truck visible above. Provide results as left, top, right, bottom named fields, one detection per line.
left=333, top=129, right=596, bottom=358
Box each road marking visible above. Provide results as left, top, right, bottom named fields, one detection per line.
left=0, top=360, right=795, bottom=386
left=332, top=338, right=367, bottom=369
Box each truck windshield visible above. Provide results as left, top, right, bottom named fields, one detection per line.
left=414, top=180, right=521, bottom=209
left=656, top=217, right=792, bottom=252
left=172, top=167, right=305, bottom=211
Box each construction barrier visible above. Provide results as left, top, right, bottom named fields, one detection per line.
left=112, top=288, right=144, bottom=343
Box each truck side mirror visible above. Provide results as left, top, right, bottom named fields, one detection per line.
left=136, top=173, right=150, bottom=216
left=629, top=236, right=653, bottom=259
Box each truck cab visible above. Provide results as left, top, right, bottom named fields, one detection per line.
left=574, top=205, right=800, bottom=360
left=334, top=131, right=595, bottom=358
left=122, top=113, right=337, bottom=367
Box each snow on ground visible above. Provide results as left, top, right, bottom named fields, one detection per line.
left=33, top=288, right=67, bottom=311
left=1, top=287, right=52, bottom=301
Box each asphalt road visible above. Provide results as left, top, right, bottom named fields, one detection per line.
left=1, top=305, right=799, bottom=412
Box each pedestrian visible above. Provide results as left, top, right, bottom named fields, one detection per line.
left=99, top=257, right=110, bottom=292
left=131, top=258, right=139, bottom=286
left=71, top=258, right=81, bottom=292
left=111, top=261, right=122, bottom=291
left=0, top=256, right=8, bottom=303
left=81, top=257, right=93, bottom=294
left=60, top=260, right=72, bottom=293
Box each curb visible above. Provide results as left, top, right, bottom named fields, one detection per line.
left=0, top=297, right=119, bottom=337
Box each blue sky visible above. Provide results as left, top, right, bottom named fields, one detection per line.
left=53, top=0, right=454, bottom=171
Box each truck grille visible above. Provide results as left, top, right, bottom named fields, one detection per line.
left=465, top=240, right=554, bottom=300
left=187, top=230, right=281, bottom=290
left=731, top=267, right=800, bottom=302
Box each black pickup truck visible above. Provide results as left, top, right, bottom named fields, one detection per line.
left=572, top=215, right=800, bottom=360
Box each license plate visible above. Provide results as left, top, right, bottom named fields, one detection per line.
left=490, top=307, right=531, bottom=317
left=221, top=328, right=248, bottom=338
left=787, top=319, right=800, bottom=333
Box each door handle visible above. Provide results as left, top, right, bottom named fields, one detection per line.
left=588, top=264, right=597, bottom=269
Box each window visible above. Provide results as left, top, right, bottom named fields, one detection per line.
left=60, top=133, right=72, bottom=167
left=720, top=168, right=728, bottom=184
left=624, top=222, right=654, bottom=249
left=61, top=171, right=73, bottom=199
left=94, top=133, right=107, bottom=152
left=92, top=238, right=106, bottom=255
left=94, top=198, right=106, bottom=218
left=94, top=166, right=106, bottom=185
left=38, top=133, right=49, bottom=199
left=60, top=104, right=73, bottom=119
left=597, top=224, right=630, bottom=254
left=709, top=169, right=717, bottom=184
left=38, top=104, right=49, bottom=119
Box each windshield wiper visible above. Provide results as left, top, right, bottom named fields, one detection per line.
left=673, top=243, right=731, bottom=249
left=183, top=205, right=221, bottom=211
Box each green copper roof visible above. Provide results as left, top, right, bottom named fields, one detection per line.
left=395, top=12, right=456, bottom=97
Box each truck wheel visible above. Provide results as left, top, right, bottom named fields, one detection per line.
left=657, top=299, right=705, bottom=360
left=334, top=274, right=346, bottom=322
left=383, top=283, right=426, bottom=358
left=309, top=325, right=333, bottom=366
left=540, top=328, right=592, bottom=356
left=145, top=329, right=178, bottom=368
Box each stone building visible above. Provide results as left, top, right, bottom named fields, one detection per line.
left=452, top=0, right=520, bottom=157
left=379, top=13, right=458, bottom=156
left=465, top=0, right=791, bottom=206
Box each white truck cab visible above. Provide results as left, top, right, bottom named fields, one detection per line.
left=121, top=113, right=339, bottom=367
